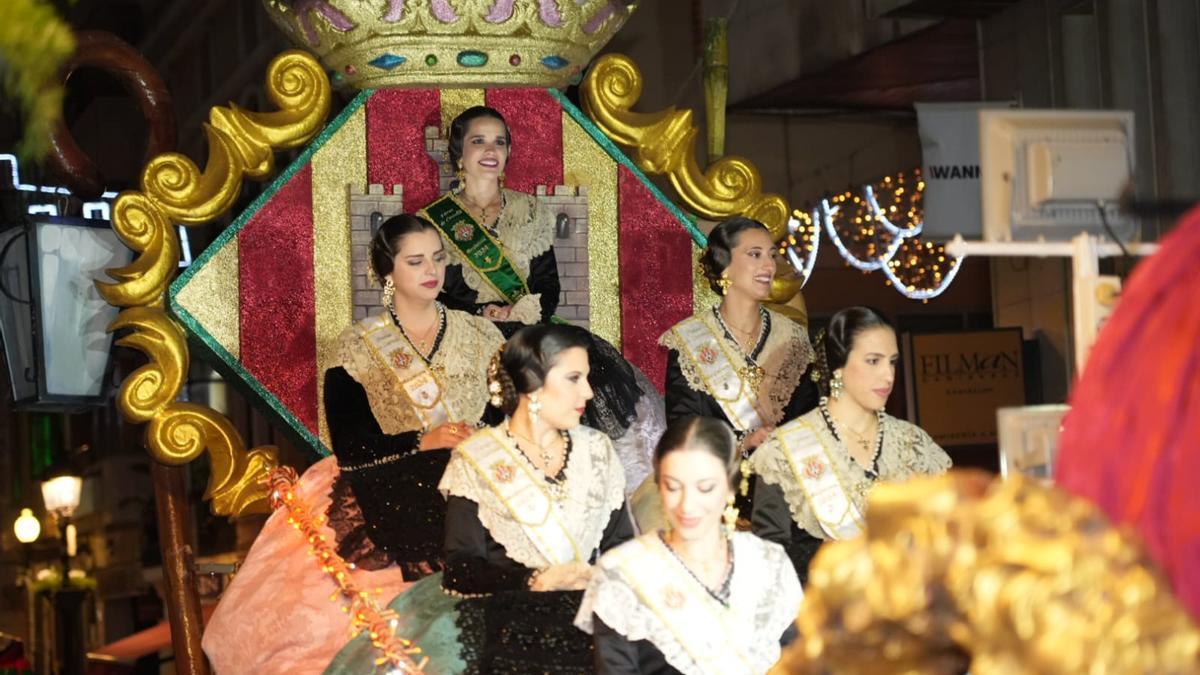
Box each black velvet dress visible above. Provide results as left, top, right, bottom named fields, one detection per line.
left=443, top=496, right=635, bottom=673
left=322, top=309, right=503, bottom=579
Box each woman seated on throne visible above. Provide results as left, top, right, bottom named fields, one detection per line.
left=422, top=105, right=663, bottom=494
left=202, top=214, right=503, bottom=673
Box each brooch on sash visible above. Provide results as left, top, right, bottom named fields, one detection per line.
left=492, top=461, right=516, bottom=484
left=698, top=344, right=718, bottom=365
left=391, top=350, right=412, bottom=370
left=803, top=456, right=826, bottom=479
left=663, top=586, right=686, bottom=610
left=454, top=222, right=474, bottom=242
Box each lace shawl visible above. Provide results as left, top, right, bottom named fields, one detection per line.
left=438, top=425, right=626, bottom=570
left=659, top=307, right=815, bottom=428
left=334, top=310, right=503, bottom=432
left=751, top=408, right=952, bottom=538
left=576, top=532, right=802, bottom=675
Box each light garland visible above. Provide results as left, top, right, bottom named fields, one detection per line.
left=781, top=169, right=963, bottom=300
left=265, top=467, right=428, bottom=673
left=781, top=206, right=820, bottom=287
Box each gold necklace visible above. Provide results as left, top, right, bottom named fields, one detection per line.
left=462, top=193, right=501, bottom=223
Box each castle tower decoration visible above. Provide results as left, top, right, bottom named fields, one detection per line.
left=170, top=3, right=701, bottom=454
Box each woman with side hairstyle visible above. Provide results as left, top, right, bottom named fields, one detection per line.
left=750, top=306, right=951, bottom=582
left=647, top=217, right=817, bottom=527
left=202, top=214, right=504, bottom=673
left=327, top=324, right=634, bottom=674
left=422, top=105, right=664, bottom=494
left=576, top=416, right=803, bottom=674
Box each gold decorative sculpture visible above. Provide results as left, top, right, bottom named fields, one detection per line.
left=777, top=471, right=1200, bottom=675
left=98, top=51, right=332, bottom=517
left=581, top=53, right=806, bottom=315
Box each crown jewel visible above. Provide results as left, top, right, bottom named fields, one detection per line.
left=263, top=0, right=636, bottom=89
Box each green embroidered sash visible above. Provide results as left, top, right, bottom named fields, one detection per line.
left=421, top=194, right=529, bottom=304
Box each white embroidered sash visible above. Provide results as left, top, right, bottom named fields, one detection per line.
left=361, top=322, right=457, bottom=429
left=775, top=421, right=864, bottom=540
left=609, top=537, right=755, bottom=674
left=457, top=430, right=582, bottom=566
left=672, top=318, right=763, bottom=432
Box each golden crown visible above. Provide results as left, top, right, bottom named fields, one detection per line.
left=262, top=0, right=636, bottom=89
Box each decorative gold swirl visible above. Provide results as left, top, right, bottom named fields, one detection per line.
left=98, top=50, right=329, bottom=518
left=96, top=194, right=180, bottom=308
left=110, top=307, right=187, bottom=422
left=581, top=53, right=803, bottom=306
left=141, top=50, right=330, bottom=222
left=776, top=471, right=1200, bottom=675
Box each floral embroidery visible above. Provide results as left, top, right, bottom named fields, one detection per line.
left=454, top=222, right=474, bottom=241
left=802, top=456, right=825, bottom=479
left=663, top=586, right=686, bottom=610
left=492, top=461, right=515, bottom=484
left=698, top=344, right=718, bottom=365
left=391, top=350, right=412, bottom=370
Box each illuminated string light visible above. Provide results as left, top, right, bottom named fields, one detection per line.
left=782, top=168, right=962, bottom=300
left=782, top=206, right=820, bottom=287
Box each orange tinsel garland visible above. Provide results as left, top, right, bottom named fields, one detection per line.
left=265, top=466, right=428, bottom=672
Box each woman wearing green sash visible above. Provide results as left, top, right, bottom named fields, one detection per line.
left=326, top=324, right=634, bottom=674
left=576, top=416, right=803, bottom=675
left=422, top=105, right=663, bottom=496
left=749, top=307, right=951, bottom=583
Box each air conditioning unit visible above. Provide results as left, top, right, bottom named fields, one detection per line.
left=979, top=109, right=1136, bottom=243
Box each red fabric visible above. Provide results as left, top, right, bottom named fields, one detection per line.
left=367, top=88, right=441, bottom=211
left=617, top=165, right=694, bottom=392
left=93, top=604, right=216, bottom=661
left=486, top=89, right=564, bottom=194
left=239, top=164, right=318, bottom=434
left=1054, top=205, right=1200, bottom=621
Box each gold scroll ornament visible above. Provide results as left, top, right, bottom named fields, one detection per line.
left=97, top=50, right=331, bottom=517
left=580, top=53, right=806, bottom=322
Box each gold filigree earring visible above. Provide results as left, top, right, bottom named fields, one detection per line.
left=498, top=171, right=506, bottom=189
left=721, top=493, right=738, bottom=538
left=528, top=391, right=543, bottom=428
left=831, top=370, right=844, bottom=401
left=717, top=270, right=732, bottom=295
left=455, top=162, right=465, bottom=184
left=381, top=276, right=395, bottom=309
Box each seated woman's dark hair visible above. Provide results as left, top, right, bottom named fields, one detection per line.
left=448, top=105, right=512, bottom=171
left=492, top=324, right=591, bottom=416
left=369, top=213, right=439, bottom=283
left=653, top=416, right=739, bottom=485
left=813, top=306, right=895, bottom=393
left=697, top=216, right=771, bottom=294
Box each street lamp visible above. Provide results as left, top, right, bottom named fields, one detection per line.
left=14, top=507, right=41, bottom=543
left=14, top=508, right=41, bottom=674
left=41, top=472, right=85, bottom=675
left=0, top=215, right=132, bottom=410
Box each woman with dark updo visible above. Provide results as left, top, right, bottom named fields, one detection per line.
left=202, top=214, right=504, bottom=673
left=645, top=217, right=817, bottom=529
left=420, top=105, right=664, bottom=496
left=327, top=324, right=634, bottom=674
left=749, top=306, right=951, bottom=582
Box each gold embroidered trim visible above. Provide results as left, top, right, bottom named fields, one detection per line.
left=752, top=409, right=952, bottom=538
left=441, top=189, right=556, bottom=307
left=336, top=310, right=503, bottom=433
left=660, top=308, right=815, bottom=427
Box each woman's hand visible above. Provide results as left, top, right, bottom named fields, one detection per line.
left=529, top=561, right=593, bottom=591
left=742, top=426, right=774, bottom=453
left=482, top=304, right=512, bottom=321
left=419, top=422, right=474, bottom=450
